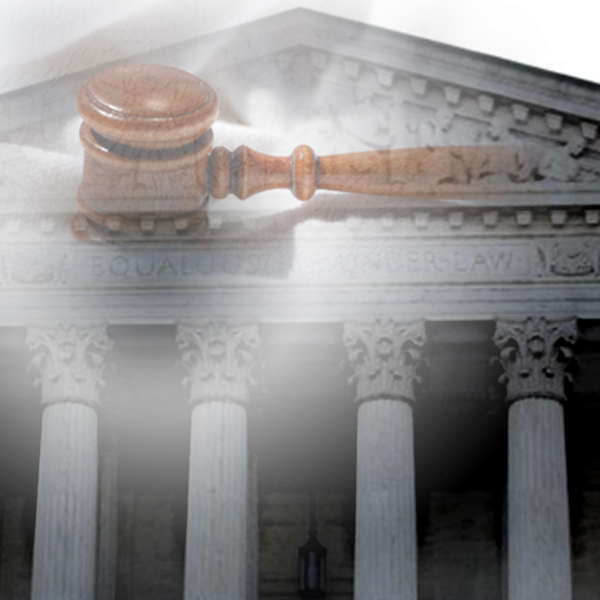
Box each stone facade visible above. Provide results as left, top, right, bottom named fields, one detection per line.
left=2, top=8, right=600, bottom=600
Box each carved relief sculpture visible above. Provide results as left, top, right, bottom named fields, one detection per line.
left=472, top=114, right=532, bottom=183
left=537, top=132, right=587, bottom=182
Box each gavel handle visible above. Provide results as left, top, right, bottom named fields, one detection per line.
left=206, top=144, right=506, bottom=200
left=208, top=144, right=421, bottom=200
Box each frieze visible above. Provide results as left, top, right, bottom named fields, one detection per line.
left=0, top=243, right=293, bottom=288
left=84, top=245, right=293, bottom=283
left=2, top=236, right=600, bottom=290
left=290, top=239, right=531, bottom=283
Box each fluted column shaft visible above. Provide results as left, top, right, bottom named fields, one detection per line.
left=355, top=399, right=416, bottom=600
left=185, top=402, right=248, bottom=600
left=344, top=319, right=425, bottom=600
left=32, top=403, right=98, bottom=600
left=494, top=317, right=577, bottom=600
left=27, top=324, right=112, bottom=600
left=178, top=321, right=259, bottom=600
left=508, top=398, right=571, bottom=600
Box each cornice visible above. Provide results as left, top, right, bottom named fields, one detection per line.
left=6, top=200, right=600, bottom=244
left=268, top=9, right=600, bottom=122
left=183, top=8, right=600, bottom=129
left=5, top=8, right=600, bottom=137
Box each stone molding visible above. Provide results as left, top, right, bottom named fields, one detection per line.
left=26, top=323, right=112, bottom=406
left=177, top=320, right=260, bottom=405
left=493, top=317, right=578, bottom=403
left=343, top=319, right=426, bottom=404
left=5, top=204, right=600, bottom=242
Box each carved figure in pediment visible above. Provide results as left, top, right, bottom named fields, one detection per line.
left=537, top=132, right=587, bottom=182
left=414, top=108, right=469, bottom=184
left=338, top=70, right=396, bottom=149
left=416, top=107, right=455, bottom=148
left=472, top=115, right=533, bottom=183
left=486, top=114, right=513, bottom=143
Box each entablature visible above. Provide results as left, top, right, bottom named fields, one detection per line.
left=4, top=10, right=600, bottom=323
left=2, top=201, right=600, bottom=323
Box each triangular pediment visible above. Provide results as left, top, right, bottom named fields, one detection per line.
left=3, top=7, right=600, bottom=218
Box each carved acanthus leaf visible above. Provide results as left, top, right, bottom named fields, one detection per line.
left=343, top=319, right=426, bottom=403
left=26, top=323, right=112, bottom=406
left=177, top=320, right=260, bottom=405
left=493, top=317, right=577, bottom=402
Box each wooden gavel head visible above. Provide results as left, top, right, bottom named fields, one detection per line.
left=77, top=64, right=219, bottom=237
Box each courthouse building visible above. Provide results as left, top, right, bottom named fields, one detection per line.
left=2, top=8, right=600, bottom=600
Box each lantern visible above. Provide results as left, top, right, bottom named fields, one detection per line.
left=298, top=491, right=327, bottom=598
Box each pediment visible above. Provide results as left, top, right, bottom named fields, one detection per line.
left=3, top=7, right=600, bottom=225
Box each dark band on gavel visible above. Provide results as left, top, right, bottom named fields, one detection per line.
left=77, top=64, right=514, bottom=236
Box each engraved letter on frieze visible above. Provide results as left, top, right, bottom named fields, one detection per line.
left=177, top=321, right=260, bottom=405
left=343, top=319, right=426, bottom=403
left=26, top=323, right=112, bottom=405
left=493, top=317, right=577, bottom=402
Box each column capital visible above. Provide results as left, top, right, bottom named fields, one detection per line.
left=26, top=323, right=112, bottom=406
left=343, top=319, right=426, bottom=404
left=177, top=320, right=260, bottom=405
left=493, top=317, right=577, bottom=403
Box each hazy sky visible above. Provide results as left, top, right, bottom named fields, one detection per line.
left=0, top=0, right=596, bottom=93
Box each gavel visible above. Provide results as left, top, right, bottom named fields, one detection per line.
left=77, top=64, right=515, bottom=237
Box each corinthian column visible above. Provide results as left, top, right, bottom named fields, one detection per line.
left=177, top=321, right=259, bottom=600
left=344, top=319, right=425, bottom=600
left=26, top=323, right=112, bottom=600
left=494, top=317, right=577, bottom=600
